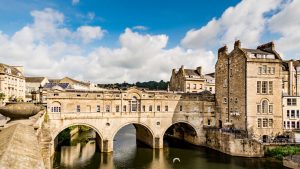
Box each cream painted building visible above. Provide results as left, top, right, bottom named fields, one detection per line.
left=25, top=77, right=49, bottom=101
left=216, top=41, right=283, bottom=142
left=169, top=66, right=215, bottom=94
left=0, top=63, right=25, bottom=102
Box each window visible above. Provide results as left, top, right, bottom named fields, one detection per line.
left=200, top=84, right=203, bottom=89
left=257, top=81, right=261, bottom=93
left=268, top=81, right=273, bottom=94
left=51, top=106, right=61, bottom=112
left=142, top=105, right=145, bottom=112
left=149, top=105, right=153, bottom=112
left=297, top=122, right=300, bottom=129
left=209, top=87, right=212, bottom=91
left=287, top=110, right=290, bottom=117
left=262, top=65, right=267, bottom=74
left=193, top=84, right=196, bottom=89
left=284, top=121, right=286, bottom=128
left=131, top=96, right=138, bottom=112
left=235, top=98, right=238, bottom=104
left=269, top=105, right=273, bottom=114
left=262, top=100, right=268, bottom=113
left=287, top=121, right=290, bottom=128
left=76, top=105, right=80, bottom=112
left=123, top=105, right=126, bottom=112
left=179, top=105, right=183, bottom=111
left=257, top=105, right=261, bottom=113
left=77, top=94, right=81, bottom=97
left=269, top=119, right=273, bottom=127
left=230, top=68, right=233, bottom=77
left=223, top=79, right=227, bottom=87
left=223, top=97, right=227, bottom=104
left=208, top=119, right=211, bottom=126
left=268, top=67, right=271, bottom=74
left=271, top=67, right=275, bottom=74
left=297, top=110, right=300, bottom=118
left=292, top=121, right=296, bottom=128
left=262, top=81, right=268, bottom=94
left=165, top=106, right=168, bottom=112
left=287, top=98, right=297, bottom=106
left=263, top=118, right=268, bottom=127
left=105, top=105, right=110, bottom=112
left=116, top=105, right=120, bottom=112
left=258, top=67, right=262, bottom=74
left=291, top=110, right=295, bottom=118
left=258, top=118, right=262, bottom=128
left=157, top=105, right=161, bottom=112
left=96, top=105, right=100, bottom=112
left=187, top=83, right=190, bottom=89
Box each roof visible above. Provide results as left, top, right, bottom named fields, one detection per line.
left=184, top=69, right=201, bottom=76
left=282, top=60, right=300, bottom=71
left=242, top=48, right=273, bottom=55
left=60, top=76, right=90, bottom=86
left=0, top=63, right=23, bottom=77
left=48, top=79, right=60, bottom=83
left=25, top=77, right=46, bottom=83
left=205, top=72, right=215, bottom=78
left=43, top=83, right=72, bottom=89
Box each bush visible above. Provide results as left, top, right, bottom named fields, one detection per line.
left=265, top=146, right=300, bottom=160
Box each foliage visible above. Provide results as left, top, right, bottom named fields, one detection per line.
left=97, top=80, right=169, bottom=90
left=44, top=112, right=49, bottom=123
left=16, top=97, right=23, bottom=102
left=0, top=92, right=5, bottom=101
left=265, top=146, right=300, bottom=160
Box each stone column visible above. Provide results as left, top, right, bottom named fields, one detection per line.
left=102, top=139, right=113, bottom=153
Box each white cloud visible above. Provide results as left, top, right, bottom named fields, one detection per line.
left=181, top=0, right=282, bottom=50
left=268, top=0, right=300, bottom=58
left=87, top=12, right=95, bottom=20
left=132, top=25, right=148, bottom=31
left=72, top=0, right=79, bottom=5
left=76, top=26, right=105, bottom=43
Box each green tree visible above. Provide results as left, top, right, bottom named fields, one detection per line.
left=0, top=92, right=5, bottom=105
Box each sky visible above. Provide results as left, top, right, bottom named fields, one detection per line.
left=0, top=0, right=299, bottom=83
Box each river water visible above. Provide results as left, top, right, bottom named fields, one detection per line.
left=53, top=125, right=286, bottom=169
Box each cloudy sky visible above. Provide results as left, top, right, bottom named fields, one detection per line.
left=0, top=0, right=298, bottom=83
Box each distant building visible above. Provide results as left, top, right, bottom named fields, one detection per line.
left=169, top=66, right=215, bottom=94
left=216, top=40, right=283, bottom=142
left=0, top=63, right=25, bottom=102
left=25, top=77, right=49, bottom=101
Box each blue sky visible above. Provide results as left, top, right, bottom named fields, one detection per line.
left=0, top=0, right=299, bottom=83
left=0, top=0, right=240, bottom=48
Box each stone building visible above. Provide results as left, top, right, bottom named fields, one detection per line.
left=169, top=66, right=215, bottom=94
left=215, top=41, right=283, bottom=141
left=0, top=63, right=25, bottom=102
left=46, top=87, right=216, bottom=127
left=281, top=60, right=300, bottom=141
left=47, top=76, right=102, bottom=91
left=25, top=77, right=49, bottom=101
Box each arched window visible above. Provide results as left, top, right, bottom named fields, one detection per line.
left=51, top=102, right=61, bottom=112
left=262, top=100, right=268, bottom=113
left=131, top=96, right=139, bottom=112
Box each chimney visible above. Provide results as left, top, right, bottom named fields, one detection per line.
left=196, top=66, right=202, bottom=76
left=257, top=42, right=275, bottom=52
left=180, top=65, right=184, bottom=70
left=234, top=40, right=241, bottom=49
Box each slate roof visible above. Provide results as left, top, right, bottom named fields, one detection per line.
left=43, top=83, right=72, bottom=89
left=0, top=63, right=23, bottom=77
left=242, top=48, right=273, bottom=55
left=184, top=69, right=201, bottom=76
left=25, top=77, right=46, bottom=83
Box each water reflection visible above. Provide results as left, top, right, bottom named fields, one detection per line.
left=54, top=125, right=286, bottom=169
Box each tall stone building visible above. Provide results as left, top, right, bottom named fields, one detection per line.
left=216, top=40, right=283, bottom=141
left=169, top=66, right=215, bottom=94
left=0, top=63, right=25, bottom=102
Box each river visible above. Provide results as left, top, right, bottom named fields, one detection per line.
left=53, top=125, right=286, bottom=169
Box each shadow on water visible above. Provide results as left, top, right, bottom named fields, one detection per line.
left=53, top=124, right=287, bottom=169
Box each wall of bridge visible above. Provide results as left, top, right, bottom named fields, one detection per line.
left=47, top=111, right=206, bottom=155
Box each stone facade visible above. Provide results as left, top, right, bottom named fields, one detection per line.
left=216, top=41, right=283, bottom=141
left=45, top=87, right=215, bottom=153
left=0, top=63, right=25, bottom=102
left=169, top=65, right=215, bottom=94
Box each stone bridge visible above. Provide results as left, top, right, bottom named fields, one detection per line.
left=45, top=88, right=216, bottom=155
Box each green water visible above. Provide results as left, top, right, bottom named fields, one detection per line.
left=53, top=125, right=286, bottom=169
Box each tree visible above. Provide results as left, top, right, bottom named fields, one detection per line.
left=0, top=92, right=5, bottom=105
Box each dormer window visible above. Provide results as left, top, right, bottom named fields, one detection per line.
left=6, top=68, right=11, bottom=74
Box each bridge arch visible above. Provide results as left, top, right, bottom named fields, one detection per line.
left=162, top=121, right=200, bottom=146
left=51, top=122, right=104, bottom=154
left=112, top=121, right=155, bottom=149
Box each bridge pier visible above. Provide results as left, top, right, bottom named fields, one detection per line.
left=102, top=139, right=113, bottom=153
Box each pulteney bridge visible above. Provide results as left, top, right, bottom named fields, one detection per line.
left=45, top=88, right=215, bottom=155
